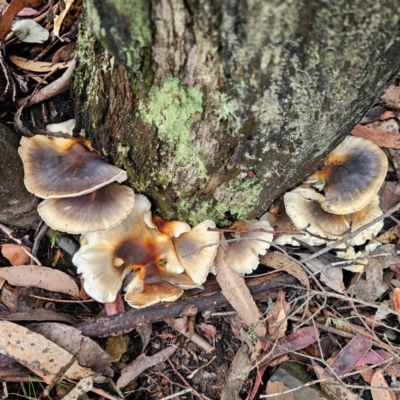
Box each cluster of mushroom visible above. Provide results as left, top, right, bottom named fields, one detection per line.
left=262, top=136, right=387, bottom=270
left=18, top=134, right=274, bottom=308
left=19, top=135, right=134, bottom=234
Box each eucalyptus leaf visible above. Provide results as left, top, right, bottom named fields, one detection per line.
left=12, top=19, right=49, bottom=43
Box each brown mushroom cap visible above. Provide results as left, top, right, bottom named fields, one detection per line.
left=307, top=136, right=387, bottom=214
left=72, top=194, right=185, bottom=303
left=260, top=207, right=303, bottom=246
left=124, top=266, right=184, bottom=308
left=284, top=187, right=350, bottom=246
left=38, top=184, right=135, bottom=234
left=19, top=135, right=127, bottom=199
left=151, top=216, right=191, bottom=238
left=348, top=194, right=383, bottom=246
left=223, top=219, right=273, bottom=275
left=173, top=220, right=220, bottom=285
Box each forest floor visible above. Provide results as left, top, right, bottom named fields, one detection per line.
left=1, top=1, right=400, bottom=400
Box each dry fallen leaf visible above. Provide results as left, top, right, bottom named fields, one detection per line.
left=11, top=19, right=49, bottom=43
left=215, top=244, right=266, bottom=337
left=371, top=370, right=395, bottom=400
left=28, top=322, right=116, bottom=376
left=383, top=85, right=400, bottom=106
left=313, top=364, right=358, bottom=400
left=256, top=327, right=319, bottom=367
left=298, top=254, right=344, bottom=294
left=260, top=252, right=309, bottom=288
left=117, top=346, right=177, bottom=388
left=324, top=334, right=372, bottom=377
left=266, top=290, right=290, bottom=341
left=53, top=0, right=82, bottom=37
left=0, top=243, right=30, bottom=265
left=393, top=288, right=400, bottom=324
left=0, top=265, right=79, bottom=296
left=9, top=55, right=72, bottom=73
left=352, top=125, right=400, bottom=149
left=62, top=377, right=93, bottom=400
left=0, top=321, right=95, bottom=380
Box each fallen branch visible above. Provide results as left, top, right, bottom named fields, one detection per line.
left=74, top=273, right=297, bottom=337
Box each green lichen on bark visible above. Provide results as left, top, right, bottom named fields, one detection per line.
left=139, top=77, right=208, bottom=183
left=84, top=0, right=151, bottom=71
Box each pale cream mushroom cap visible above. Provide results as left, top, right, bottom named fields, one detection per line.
left=348, top=195, right=383, bottom=246
left=151, top=215, right=191, bottom=238
left=284, top=187, right=350, bottom=246
left=19, top=135, right=127, bottom=199
left=223, top=219, right=273, bottom=275
left=72, top=194, right=185, bottom=303
left=124, top=267, right=184, bottom=309
left=335, top=247, right=369, bottom=273
left=307, top=136, right=387, bottom=215
left=173, top=220, right=220, bottom=285
left=260, top=211, right=302, bottom=246
left=38, top=184, right=134, bottom=234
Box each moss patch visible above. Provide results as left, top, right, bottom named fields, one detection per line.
left=139, top=77, right=208, bottom=180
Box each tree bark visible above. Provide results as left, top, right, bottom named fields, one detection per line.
left=0, top=123, right=39, bottom=228
left=74, top=0, right=400, bottom=226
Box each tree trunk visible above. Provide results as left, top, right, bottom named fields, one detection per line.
left=0, top=123, right=39, bottom=228
left=74, top=0, right=400, bottom=226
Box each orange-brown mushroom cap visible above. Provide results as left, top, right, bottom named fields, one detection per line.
left=72, top=194, right=185, bottom=303
left=19, top=135, right=127, bottom=199
left=124, top=267, right=184, bottom=308
left=150, top=215, right=191, bottom=238
left=223, top=219, right=273, bottom=275
left=307, top=136, right=387, bottom=214
left=173, top=220, right=220, bottom=285
left=38, top=184, right=135, bottom=234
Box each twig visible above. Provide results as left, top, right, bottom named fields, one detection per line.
left=17, top=57, right=76, bottom=108
left=207, top=227, right=304, bottom=236
left=167, top=359, right=210, bottom=400
left=160, top=388, right=193, bottom=400
left=74, top=274, right=297, bottom=337
left=0, top=222, right=42, bottom=265
left=37, top=356, right=75, bottom=399
left=30, top=222, right=48, bottom=265
left=29, top=294, right=95, bottom=303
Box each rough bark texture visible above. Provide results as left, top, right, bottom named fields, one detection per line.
left=74, top=0, right=400, bottom=226
left=0, top=123, right=39, bottom=228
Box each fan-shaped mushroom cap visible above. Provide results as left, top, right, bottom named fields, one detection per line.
left=336, top=247, right=369, bottom=273
left=72, top=194, right=185, bottom=303
left=307, top=136, right=387, bottom=214
left=19, top=135, right=127, bottom=199
left=260, top=209, right=302, bottom=246
left=223, top=219, right=273, bottom=275
left=124, top=266, right=184, bottom=308
left=173, top=220, right=220, bottom=285
left=348, top=195, right=383, bottom=246
left=151, top=216, right=191, bottom=238
left=284, top=187, right=350, bottom=246
left=38, top=184, right=134, bottom=234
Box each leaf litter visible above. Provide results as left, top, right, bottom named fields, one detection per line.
left=1, top=2, right=400, bottom=398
